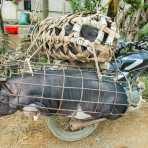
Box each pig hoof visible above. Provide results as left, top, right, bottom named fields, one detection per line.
left=23, top=104, right=40, bottom=120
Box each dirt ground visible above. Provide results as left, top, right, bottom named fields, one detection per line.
left=0, top=103, right=148, bottom=148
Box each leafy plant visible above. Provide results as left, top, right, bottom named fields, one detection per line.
left=69, top=0, right=83, bottom=12
left=138, top=23, right=148, bottom=39
left=141, top=73, right=148, bottom=99
left=84, top=0, right=99, bottom=12
left=70, top=0, right=100, bottom=12
left=124, top=0, right=144, bottom=8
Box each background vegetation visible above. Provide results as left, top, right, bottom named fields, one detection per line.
left=70, top=0, right=148, bottom=41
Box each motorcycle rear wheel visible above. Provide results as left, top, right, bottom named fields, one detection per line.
left=47, top=116, right=98, bottom=141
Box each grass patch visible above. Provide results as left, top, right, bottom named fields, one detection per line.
left=141, top=73, right=148, bottom=99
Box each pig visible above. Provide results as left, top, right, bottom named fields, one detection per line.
left=0, top=68, right=128, bottom=120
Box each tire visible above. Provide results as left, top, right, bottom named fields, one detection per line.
left=47, top=116, right=98, bottom=141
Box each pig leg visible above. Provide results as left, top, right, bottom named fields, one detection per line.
left=22, top=103, right=41, bottom=121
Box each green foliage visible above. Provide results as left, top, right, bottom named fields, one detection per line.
left=70, top=0, right=100, bottom=12
left=138, top=23, right=148, bottom=39
left=141, top=73, right=148, bottom=99
left=69, top=0, right=82, bottom=12
left=0, top=35, right=10, bottom=55
left=84, top=0, right=99, bottom=12
left=144, top=2, right=148, bottom=8
left=124, top=0, right=144, bottom=8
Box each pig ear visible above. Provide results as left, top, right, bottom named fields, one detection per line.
left=0, top=78, right=7, bottom=90
left=4, top=82, right=17, bottom=95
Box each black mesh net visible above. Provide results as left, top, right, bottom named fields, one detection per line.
left=0, top=63, right=129, bottom=118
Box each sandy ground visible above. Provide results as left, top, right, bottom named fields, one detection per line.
left=0, top=103, right=148, bottom=148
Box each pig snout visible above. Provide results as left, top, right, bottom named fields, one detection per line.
left=0, top=88, right=17, bottom=117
